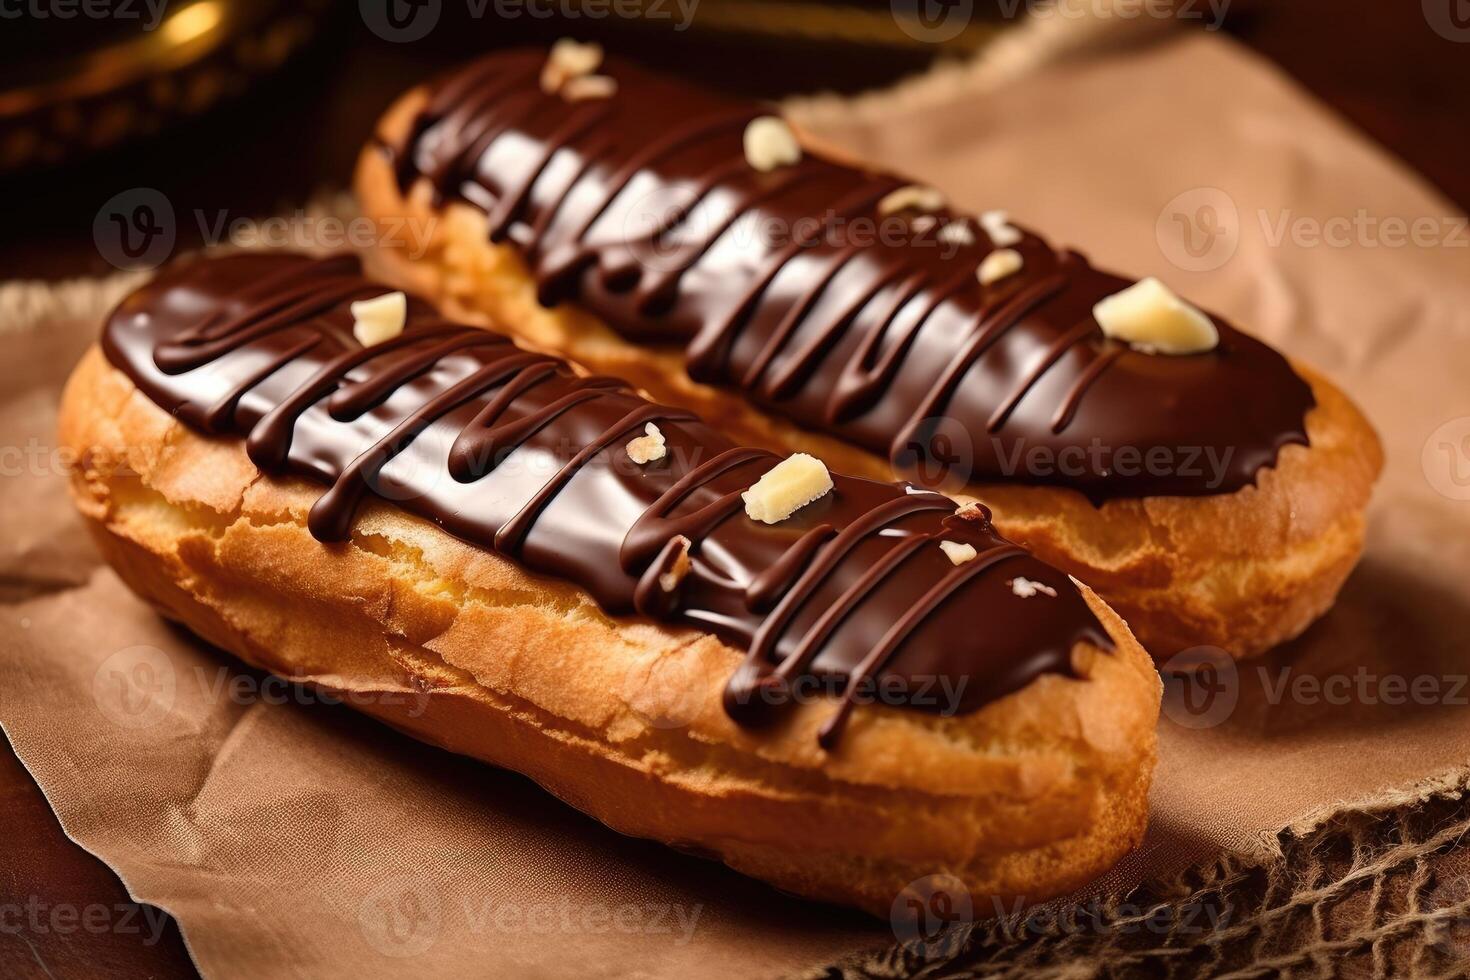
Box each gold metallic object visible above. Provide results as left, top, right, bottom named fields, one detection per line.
left=0, top=0, right=328, bottom=172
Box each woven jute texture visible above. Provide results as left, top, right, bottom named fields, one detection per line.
left=813, top=775, right=1470, bottom=978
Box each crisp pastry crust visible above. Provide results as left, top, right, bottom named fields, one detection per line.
left=355, top=85, right=1383, bottom=661
left=60, top=343, right=1160, bottom=916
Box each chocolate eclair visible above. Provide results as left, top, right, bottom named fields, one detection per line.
left=60, top=252, right=1160, bottom=915
left=355, top=45, right=1383, bottom=659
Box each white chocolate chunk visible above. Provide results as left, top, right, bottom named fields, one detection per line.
left=562, top=74, right=617, bottom=101
left=979, top=209, right=1022, bottom=247
left=626, top=422, right=667, bottom=464
left=977, top=247, right=1023, bottom=286
left=742, top=453, right=832, bottom=523
left=937, top=221, right=975, bottom=246
left=939, top=540, right=977, bottom=565
left=878, top=184, right=946, bottom=217
left=1092, top=277, right=1219, bottom=355
left=658, top=536, right=692, bottom=592
left=1009, top=576, right=1057, bottom=598
left=743, top=116, right=801, bottom=173
left=541, top=39, right=603, bottom=94
left=350, top=291, right=406, bottom=347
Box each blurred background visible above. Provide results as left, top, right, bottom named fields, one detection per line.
left=2, top=2, right=1468, bottom=977
left=2, top=0, right=1468, bottom=279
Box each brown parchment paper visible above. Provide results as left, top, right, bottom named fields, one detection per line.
left=2, top=29, right=1468, bottom=979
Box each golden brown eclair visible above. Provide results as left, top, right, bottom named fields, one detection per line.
left=354, top=50, right=1383, bottom=661
left=60, top=253, right=1160, bottom=916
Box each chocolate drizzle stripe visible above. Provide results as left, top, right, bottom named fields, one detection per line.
left=391, top=52, right=1315, bottom=500
left=817, top=543, right=1028, bottom=750
left=102, top=253, right=1113, bottom=746
left=486, top=104, right=613, bottom=243
left=685, top=180, right=904, bottom=383
left=987, top=320, right=1096, bottom=433
left=1052, top=346, right=1125, bottom=435
left=724, top=494, right=952, bottom=723
left=634, top=164, right=825, bottom=315
left=891, top=272, right=1071, bottom=463
left=534, top=108, right=757, bottom=302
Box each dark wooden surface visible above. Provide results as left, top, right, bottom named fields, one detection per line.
left=0, top=732, right=198, bottom=979
left=4, top=2, right=1467, bottom=976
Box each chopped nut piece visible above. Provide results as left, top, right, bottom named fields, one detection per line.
left=878, top=184, right=946, bottom=217
left=742, top=453, right=832, bottom=523
left=1093, top=277, right=1219, bottom=354
left=937, top=221, right=975, bottom=246
left=977, top=247, right=1023, bottom=286
left=541, top=38, right=603, bottom=94
left=953, top=500, right=987, bottom=522
left=743, top=116, right=801, bottom=173
left=1009, top=576, right=1058, bottom=598
left=350, top=291, right=407, bottom=347
left=562, top=74, right=617, bottom=101
left=658, top=536, right=692, bottom=592
left=625, top=422, right=667, bottom=464
left=939, top=540, right=977, bottom=565
left=979, top=209, right=1022, bottom=247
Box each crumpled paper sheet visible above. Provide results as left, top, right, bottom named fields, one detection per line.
left=2, top=28, right=1468, bottom=980
left=0, top=289, right=878, bottom=978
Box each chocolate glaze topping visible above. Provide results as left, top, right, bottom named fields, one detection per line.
left=387, top=51, right=1315, bottom=501
left=101, top=253, right=1112, bottom=746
